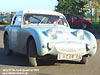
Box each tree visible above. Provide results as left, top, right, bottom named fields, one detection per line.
left=55, top=0, right=86, bottom=17
left=82, top=0, right=100, bottom=22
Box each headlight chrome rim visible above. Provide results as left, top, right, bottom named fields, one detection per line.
left=47, top=29, right=57, bottom=39
left=76, top=30, right=84, bottom=40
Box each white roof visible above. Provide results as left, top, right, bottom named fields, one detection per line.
left=15, top=9, right=64, bottom=16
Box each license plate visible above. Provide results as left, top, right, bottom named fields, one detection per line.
left=57, top=53, right=82, bottom=60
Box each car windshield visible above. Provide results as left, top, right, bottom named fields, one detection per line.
left=23, top=14, right=67, bottom=26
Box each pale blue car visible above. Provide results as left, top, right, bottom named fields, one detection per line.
left=3, top=10, right=97, bottom=66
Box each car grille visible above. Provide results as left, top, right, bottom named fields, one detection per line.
left=55, top=42, right=86, bottom=53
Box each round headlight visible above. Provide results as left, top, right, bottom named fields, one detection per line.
left=76, top=30, right=84, bottom=40
left=47, top=29, right=57, bottom=39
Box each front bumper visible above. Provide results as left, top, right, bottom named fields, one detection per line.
left=41, top=41, right=87, bottom=61
left=41, top=40, right=96, bottom=61
left=54, top=42, right=86, bottom=61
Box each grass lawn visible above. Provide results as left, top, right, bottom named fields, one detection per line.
left=92, top=24, right=100, bottom=28
left=92, top=22, right=100, bottom=28
left=85, top=18, right=100, bottom=28
left=0, top=24, right=9, bottom=27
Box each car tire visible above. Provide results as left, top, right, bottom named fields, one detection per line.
left=4, top=34, right=12, bottom=55
left=82, top=23, right=87, bottom=29
left=48, top=60, right=56, bottom=65
left=80, top=56, right=88, bottom=64
left=28, top=37, right=38, bottom=67
left=44, top=56, right=56, bottom=65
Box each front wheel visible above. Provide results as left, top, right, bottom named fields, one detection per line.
left=27, top=38, right=38, bottom=67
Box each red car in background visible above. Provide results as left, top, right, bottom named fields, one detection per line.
left=64, top=14, right=92, bottom=29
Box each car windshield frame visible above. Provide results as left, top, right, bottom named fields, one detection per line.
left=23, top=14, right=68, bottom=26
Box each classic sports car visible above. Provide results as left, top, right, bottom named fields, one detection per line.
left=3, top=10, right=97, bottom=66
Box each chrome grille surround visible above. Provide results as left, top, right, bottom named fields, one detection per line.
left=55, top=42, right=86, bottom=54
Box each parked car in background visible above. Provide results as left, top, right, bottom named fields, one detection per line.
left=3, top=10, right=97, bottom=67
left=64, top=14, right=92, bottom=29
left=0, top=16, right=11, bottom=24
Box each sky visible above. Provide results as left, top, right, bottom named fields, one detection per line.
left=0, top=0, right=58, bottom=12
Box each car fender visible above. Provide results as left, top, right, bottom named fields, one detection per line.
left=23, top=28, right=49, bottom=56
left=3, top=25, right=13, bottom=50
left=84, top=30, right=97, bottom=56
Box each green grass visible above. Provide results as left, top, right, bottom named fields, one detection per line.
left=92, top=24, right=100, bottom=28
left=0, top=24, right=9, bottom=27
left=84, top=18, right=91, bottom=21
left=85, top=18, right=100, bottom=28
left=92, top=22, right=100, bottom=28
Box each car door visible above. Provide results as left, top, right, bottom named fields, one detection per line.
left=9, top=15, right=22, bottom=52
left=67, top=15, right=73, bottom=28
left=72, top=16, right=81, bottom=28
